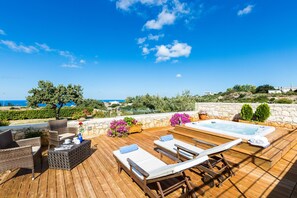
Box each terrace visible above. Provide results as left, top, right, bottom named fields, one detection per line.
left=0, top=127, right=296, bottom=198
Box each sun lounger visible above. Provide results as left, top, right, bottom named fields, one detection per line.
left=113, top=144, right=208, bottom=198
left=154, top=135, right=242, bottom=187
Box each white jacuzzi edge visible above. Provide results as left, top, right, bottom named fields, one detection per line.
left=185, top=119, right=275, bottom=140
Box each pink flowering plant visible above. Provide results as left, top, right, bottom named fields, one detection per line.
left=107, top=119, right=129, bottom=137
left=170, top=113, right=191, bottom=126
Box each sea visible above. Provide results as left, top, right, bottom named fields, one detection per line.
left=0, top=99, right=125, bottom=107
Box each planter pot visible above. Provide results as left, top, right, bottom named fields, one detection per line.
left=199, top=114, right=208, bottom=120
left=128, top=125, right=143, bottom=133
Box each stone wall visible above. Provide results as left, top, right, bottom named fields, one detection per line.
left=0, top=111, right=199, bottom=141
left=195, top=102, right=297, bottom=128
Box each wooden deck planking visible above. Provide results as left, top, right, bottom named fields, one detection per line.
left=0, top=129, right=296, bottom=198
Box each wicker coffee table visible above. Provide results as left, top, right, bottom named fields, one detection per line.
left=48, top=140, right=91, bottom=170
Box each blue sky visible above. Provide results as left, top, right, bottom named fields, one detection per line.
left=0, top=0, right=297, bottom=100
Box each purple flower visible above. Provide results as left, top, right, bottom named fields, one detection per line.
left=107, top=119, right=129, bottom=137
left=170, top=113, right=191, bottom=126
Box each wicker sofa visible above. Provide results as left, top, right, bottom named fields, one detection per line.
left=48, top=119, right=78, bottom=148
left=0, top=130, right=42, bottom=180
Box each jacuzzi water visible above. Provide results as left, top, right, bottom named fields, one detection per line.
left=185, top=119, right=275, bottom=140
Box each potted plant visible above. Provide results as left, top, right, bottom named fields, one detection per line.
left=107, top=119, right=129, bottom=137
left=198, top=110, right=208, bottom=120
left=124, top=117, right=143, bottom=133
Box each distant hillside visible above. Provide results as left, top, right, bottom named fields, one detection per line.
left=197, top=84, right=297, bottom=104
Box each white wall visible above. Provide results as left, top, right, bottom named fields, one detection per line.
left=195, top=102, right=297, bottom=125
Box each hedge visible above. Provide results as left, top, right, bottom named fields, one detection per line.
left=0, top=107, right=93, bottom=120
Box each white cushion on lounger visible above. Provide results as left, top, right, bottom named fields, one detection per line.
left=113, top=147, right=208, bottom=180
left=113, top=147, right=167, bottom=179
left=198, top=139, right=242, bottom=157
left=154, top=139, right=204, bottom=159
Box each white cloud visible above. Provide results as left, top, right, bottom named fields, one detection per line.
left=61, top=64, right=81, bottom=68
left=155, top=40, right=191, bottom=62
left=172, top=0, right=189, bottom=14
left=172, top=59, right=179, bottom=63
left=144, top=8, right=176, bottom=30
left=0, top=40, right=38, bottom=53
left=142, top=46, right=150, bottom=55
left=137, top=37, right=147, bottom=44
left=0, top=29, right=5, bottom=35
left=80, top=59, right=86, bottom=64
left=59, top=50, right=76, bottom=63
left=148, top=33, right=164, bottom=41
left=35, top=43, right=53, bottom=52
left=237, top=5, right=254, bottom=16
left=116, top=0, right=166, bottom=11
left=176, top=73, right=182, bottom=78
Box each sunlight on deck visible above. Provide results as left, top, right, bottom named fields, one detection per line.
left=0, top=129, right=296, bottom=198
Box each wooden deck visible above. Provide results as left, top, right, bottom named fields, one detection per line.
left=0, top=129, right=296, bottom=198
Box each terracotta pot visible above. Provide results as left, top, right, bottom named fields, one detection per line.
left=199, top=114, right=208, bottom=120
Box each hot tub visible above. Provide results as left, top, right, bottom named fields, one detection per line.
left=185, top=119, right=275, bottom=140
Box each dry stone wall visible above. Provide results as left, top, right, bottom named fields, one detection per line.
left=195, top=102, right=297, bottom=128
left=0, top=111, right=199, bottom=140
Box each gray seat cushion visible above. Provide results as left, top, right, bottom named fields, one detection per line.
left=0, top=130, right=14, bottom=149
left=58, top=133, right=76, bottom=140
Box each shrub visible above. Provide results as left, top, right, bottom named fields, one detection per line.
left=170, top=113, right=191, bottom=126
left=93, top=111, right=107, bottom=118
left=0, top=120, right=10, bottom=126
left=25, top=131, right=43, bottom=138
left=240, top=104, right=253, bottom=121
left=72, top=111, right=86, bottom=120
left=253, top=95, right=269, bottom=103
left=0, top=107, right=93, bottom=120
left=253, top=103, right=270, bottom=122
left=275, top=98, right=293, bottom=104
left=107, top=119, right=129, bottom=137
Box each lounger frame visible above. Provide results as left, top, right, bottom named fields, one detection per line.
left=154, top=138, right=237, bottom=187
left=114, top=153, right=196, bottom=198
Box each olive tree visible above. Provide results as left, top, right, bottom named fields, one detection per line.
left=26, top=80, right=83, bottom=119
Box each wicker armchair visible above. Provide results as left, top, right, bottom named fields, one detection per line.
left=48, top=119, right=78, bottom=148
left=0, top=130, right=42, bottom=180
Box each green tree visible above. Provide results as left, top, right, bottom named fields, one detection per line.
left=228, top=84, right=256, bottom=93
left=27, top=80, right=83, bottom=119
left=255, top=84, right=275, bottom=93
left=78, top=99, right=106, bottom=110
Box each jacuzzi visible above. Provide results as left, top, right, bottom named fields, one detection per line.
left=185, top=119, right=275, bottom=140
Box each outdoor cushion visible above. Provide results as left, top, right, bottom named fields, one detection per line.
left=114, top=147, right=167, bottom=179
left=58, top=133, right=76, bottom=140
left=154, top=139, right=204, bottom=159
left=160, top=134, right=174, bottom=142
left=32, top=146, right=41, bottom=154
left=0, top=130, right=14, bottom=149
left=113, top=146, right=208, bottom=180
left=120, top=144, right=139, bottom=154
